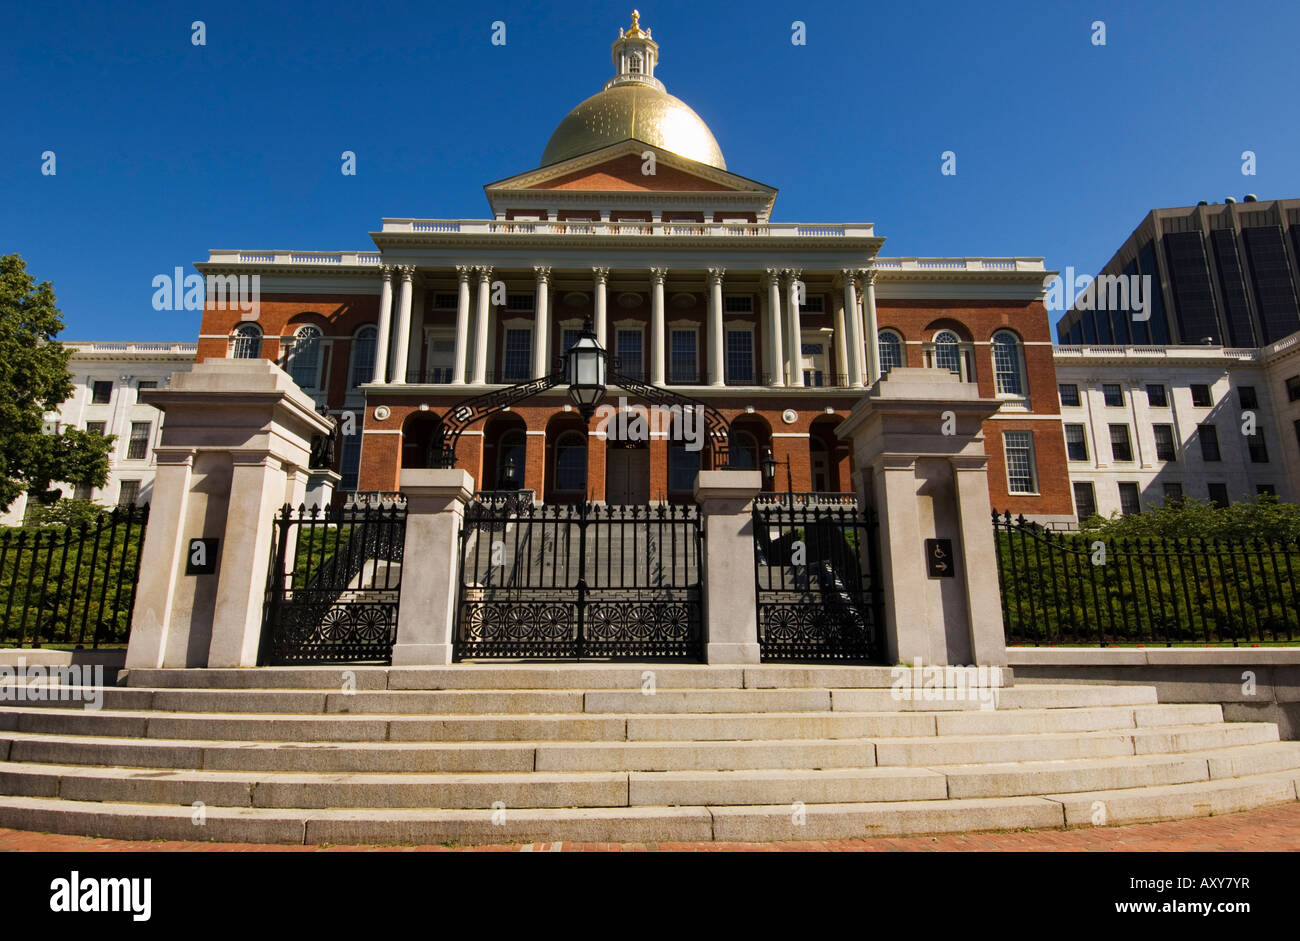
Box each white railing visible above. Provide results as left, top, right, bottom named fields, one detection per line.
left=67, top=342, right=198, bottom=353
left=1053, top=344, right=1263, bottom=362
left=872, top=258, right=1046, bottom=272
left=216, top=251, right=381, bottom=265
left=381, top=219, right=877, bottom=238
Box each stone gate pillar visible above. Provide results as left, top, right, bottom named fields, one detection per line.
left=695, top=470, right=762, bottom=663
left=125, top=360, right=333, bottom=669
left=836, top=367, right=1007, bottom=666
left=390, top=468, right=474, bottom=665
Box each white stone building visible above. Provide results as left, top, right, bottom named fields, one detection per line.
left=0, top=342, right=197, bottom=525
left=1052, top=331, right=1300, bottom=521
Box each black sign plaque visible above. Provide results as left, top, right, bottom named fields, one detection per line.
left=185, top=538, right=219, bottom=575
left=925, top=538, right=955, bottom=578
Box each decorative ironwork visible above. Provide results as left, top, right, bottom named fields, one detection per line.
left=260, top=501, right=406, bottom=664
left=993, top=510, right=1300, bottom=646
left=456, top=500, right=703, bottom=660
left=752, top=503, right=884, bottom=662
left=754, top=492, right=859, bottom=508
left=431, top=367, right=734, bottom=469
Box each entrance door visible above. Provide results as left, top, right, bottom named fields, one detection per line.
left=606, top=446, right=650, bottom=504
left=801, top=341, right=827, bottom=387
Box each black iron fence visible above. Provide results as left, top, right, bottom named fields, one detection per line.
left=0, top=506, right=149, bottom=648
left=994, top=511, right=1300, bottom=646
left=752, top=502, right=884, bottom=662
left=457, top=500, right=703, bottom=660
left=260, top=500, right=406, bottom=664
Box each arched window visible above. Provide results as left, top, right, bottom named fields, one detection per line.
left=553, top=431, right=587, bottom=493
left=877, top=330, right=903, bottom=374
left=629, top=53, right=642, bottom=73
left=992, top=330, right=1024, bottom=396
left=933, top=330, right=961, bottom=374
left=496, top=430, right=526, bottom=490
left=230, top=323, right=262, bottom=359
left=349, top=326, right=378, bottom=388
left=728, top=430, right=759, bottom=470
left=286, top=325, right=323, bottom=390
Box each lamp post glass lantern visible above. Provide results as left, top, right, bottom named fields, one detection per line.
left=566, top=318, right=607, bottom=420
left=763, top=448, right=793, bottom=498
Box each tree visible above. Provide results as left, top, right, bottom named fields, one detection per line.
left=0, top=254, right=113, bottom=511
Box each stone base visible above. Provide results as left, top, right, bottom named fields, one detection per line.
left=705, top=642, right=762, bottom=664
left=390, top=643, right=454, bottom=666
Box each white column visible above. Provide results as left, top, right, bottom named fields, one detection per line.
left=593, top=267, right=610, bottom=348
left=860, top=267, right=881, bottom=385
left=472, top=265, right=493, bottom=385
left=842, top=269, right=864, bottom=387
left=650, top=267, right=667, bottom=385
left=784, top=269, right=804, bottom=388
left=764, top=268, right=784, bottom=387
left=832, top=284, right=850, bottom=387
left=532, top=266, right=551, bottom=379
left=451, top=265, right=471, bottom=384
left=372, top=265, right=394, bottom=384
left=391, top=266, right=414, bottom=384
left=707, top=267, right=725, bottom=386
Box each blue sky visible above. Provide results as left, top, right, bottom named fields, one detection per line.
left=2, top=0, right=1296, bottom=341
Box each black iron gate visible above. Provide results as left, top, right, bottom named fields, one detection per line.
left=752, top=498, right=884, bottom=662
left=260, top=498, right=406, bottom=664
left=456, top=496, right=703, bottom=660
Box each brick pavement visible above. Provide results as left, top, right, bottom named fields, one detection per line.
left=2, top=802, right=1299, bottom=851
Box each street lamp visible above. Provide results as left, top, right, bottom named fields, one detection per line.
left=762, top=447, right=793, bottom=500
left=565, top=317, right=607, bottom=420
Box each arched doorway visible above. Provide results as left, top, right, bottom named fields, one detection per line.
left=483, top=413, right=528, bottom=491
left=545, top=413, right=588, bottom=504
left=401, top=412, right=445, bottom=469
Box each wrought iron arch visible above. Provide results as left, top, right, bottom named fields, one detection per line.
left=432, top=363, right=732, bottom=469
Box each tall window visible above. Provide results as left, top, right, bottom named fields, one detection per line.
left=1146, top=384, right=1168, bottom=407
left=553, top=431, right=587, bottom=493
left=1073, top=482, right=1097, bottom=521
left=502, top=328, right=532, bottom=382
left=1118, top=482, right=1141, bottom=515
left=286, top=325, right=323, bottom=390
left=118, top=480, right=141, bottom=506
left=1102, top=383, right=1124, bottom=407
left=1190, top=384, right=1214, bottom=407
left=348, top=326, right=378, bottom=388
left=1109, top=424, right=1133, bottom=462
left=725, top=329, right=754, bottom=384
left=1153, top=424, right=1177, bottom=462
left=616, top=329, right=643, bottom=380
left=1247, top=432, right=1269, bottom=463
left=230, top=323, right=262, bottom=359
left=1058, top=383, right=1080, bottom=407
left=1238, top=386, right=1258, bottom=409
left=126, top=422, right=151, bottom=460
left=668, top=440, right=700, bottom=491
left=91, top=381, right=113, bottom=404
left=933, top=330, right=961, bottom=374
left=800, top=342, right=825, bottom=387
left=670, top=329, right=697, bottom=383
left=427, top=338, right=455, bottom=383
left=339, top=416, right=363, bottom=491
left=1198, top=423, right=1221, bottom=461
left=877, top=330, right=902, bottom=374
left=728, top=430, right=759, bottom=470
left=1064, top=424, right=1088, bottom=462
left=991, top=330, right=1024, bottom=395
left=496, top=430, right=526, bottom=490
left=1003, top=431, right=1037, bottom=493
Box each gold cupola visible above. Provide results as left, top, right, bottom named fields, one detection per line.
left=539, top=11, right=727, bottom=170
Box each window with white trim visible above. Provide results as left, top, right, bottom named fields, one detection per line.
left=126, top=422, right=151, bottom=461
left=349, top=326, right=378, bottom=388
left=230, top=323, right=262, bottom=359
left=427, top=337, right=455, bottom=384
left=991, top=330, right=1024, bottom=396
left=877, top=330, right=903, bottom=374
left=616, top=329, right=643, bottom=380
left=800, top=341, right=826, bottom=387
left=285, top=325, right=323, bottom=391
left=502, top=328, right=532, bottom=382
left=339, top=413, right=364, bottom=490
left=670, top=329, right=697, bottom=383
left=723, top=295, right=754, bottom=314
left=725, top=328, right=754, bottom=384
left=1003, top=431, right=1038, bottom=493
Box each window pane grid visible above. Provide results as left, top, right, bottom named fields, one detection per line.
left=1003, top=431, right=1036, bottom=493
left=502, top=329, right=532, bottom=382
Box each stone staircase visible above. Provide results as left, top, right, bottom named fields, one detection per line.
left=1, top=665, right=1298, bottom=845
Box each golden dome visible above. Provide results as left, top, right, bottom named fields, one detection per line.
left=540, top=82, right=727, bottom=170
